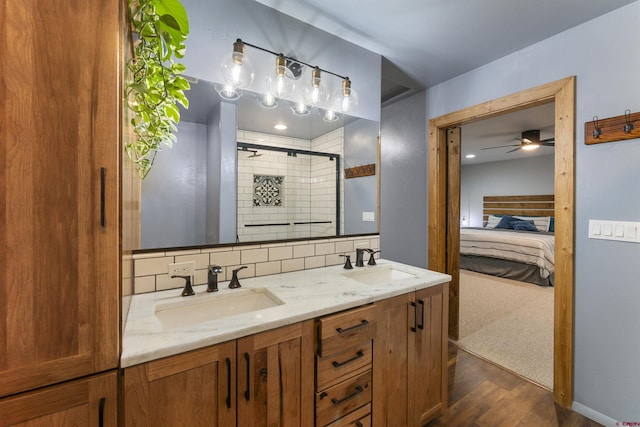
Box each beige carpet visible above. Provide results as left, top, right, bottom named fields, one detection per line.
left=455, top=270, right=554, bottom=389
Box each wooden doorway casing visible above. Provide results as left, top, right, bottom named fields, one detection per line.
left=427, top=77, right=575, bottom=407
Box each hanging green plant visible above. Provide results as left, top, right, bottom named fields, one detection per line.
left=125, top=0, right=190, bottom=178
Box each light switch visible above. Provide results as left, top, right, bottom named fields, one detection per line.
left=592, top=222, right=602, bottom=235
left=625, top=225, right=637, bottom=239
left=603, top=223, right=613, bottom=236
left=362, top=212, right=375, bottom=222
left=615, top=225, right=625, bottom=237
left=589, top=219, right=640, bottom=243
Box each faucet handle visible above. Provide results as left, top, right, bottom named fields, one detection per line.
left=367, top=250, right=380, bottom=266
left=340, top=254, right=353, bottom=270
left=229, top=266, right=248, bottom=289
left=172, top=274, right=195, bottom=296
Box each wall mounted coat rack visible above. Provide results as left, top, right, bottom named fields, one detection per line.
left=344, top=163, right=375, bottom=179
left=585, top=110, right=640, bottom=145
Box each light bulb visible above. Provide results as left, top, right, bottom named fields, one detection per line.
left=214, top=83, right=241, bottom=101
left=521, top=143, right=540, bottom=151
left=258, top=93, right=278, bottom=109
left=291, top=101, right=310, bottom=116
left=332, top=77, right=358, bottom=113
left=322, top=109, right=339, bottom=122
left=303, top=67, right=329, bottom=106
left=220, top=39, right=254, bottom=89
left=266, top=54, right=295, bottom=99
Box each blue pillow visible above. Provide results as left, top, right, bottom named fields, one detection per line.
left=511, top=219, right=538, bottom=232
left=495, top=215, right=516, bottom=229
left=549, top=217, right=555, bottom=232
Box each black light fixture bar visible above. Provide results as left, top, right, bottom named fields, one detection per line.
left=237, top=39, right=349, bottom=81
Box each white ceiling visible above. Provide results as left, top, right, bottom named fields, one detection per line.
left=255, top=0, right=635, bottom=88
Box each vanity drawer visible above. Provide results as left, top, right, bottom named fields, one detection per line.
left=316, top=370, right=372, bottom=427
left=317, top=305, right=376, bottom=357
left=325, top=403, right=371, bottom=427
left=317, top=341, right=372, bottom=390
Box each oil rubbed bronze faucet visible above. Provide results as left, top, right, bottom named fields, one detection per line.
left=355, top=248, right=370, bottom=267
left=229, top=266, right=248, bottom=289
left=207, top=265, right=223, bottom=292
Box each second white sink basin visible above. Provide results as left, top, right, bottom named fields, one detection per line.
left=343, top=265, right=419, bottom=285
left=155, top=288, right=284, bottom=330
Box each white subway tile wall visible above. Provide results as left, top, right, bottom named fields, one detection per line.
left=131, top=235, right=379, bottom=294
left=236, top=128, right=344, bottom=242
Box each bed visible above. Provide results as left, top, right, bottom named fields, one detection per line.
left=459, top=195, right=555, bottom=286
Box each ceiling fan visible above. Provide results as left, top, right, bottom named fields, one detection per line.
left=481, top=129, right=555, bottom=153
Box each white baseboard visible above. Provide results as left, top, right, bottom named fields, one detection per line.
left=572, top=402, right=619, bottom=427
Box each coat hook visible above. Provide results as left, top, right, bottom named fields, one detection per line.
left=623, top=109, right=635, bottom=134
left=592, top=116, right=602, bottom=139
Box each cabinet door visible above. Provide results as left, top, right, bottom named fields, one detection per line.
left=372, top=293, right=413, bottom=426
left=123, top=342, right=236, bottom=427
left=237, top=321, right=314, bottom=427
left=0, top=371, right=117, bottom=426
left=409, top=284, right=448, bottom=425
left=0, top=0, right=119, bottom=397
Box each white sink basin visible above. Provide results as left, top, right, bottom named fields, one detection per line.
left=343, top=265, right=418, bottom=285
left=155, top=288, right=284, bottom=330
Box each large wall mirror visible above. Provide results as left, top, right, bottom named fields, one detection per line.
left=139, top=78, right=380, bottom=250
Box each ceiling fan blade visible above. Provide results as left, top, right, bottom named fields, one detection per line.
left=541, top=141, right=555, bottom=146
left=506, top=147, right=522, bottom=153
left=540, top=138, right=555, bottom=143
left=481, top=144, right=520, bottom=150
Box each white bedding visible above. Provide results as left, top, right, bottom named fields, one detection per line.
left=459, top=228, right=555, bottom=279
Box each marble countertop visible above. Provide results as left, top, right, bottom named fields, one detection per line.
left=121, top=259, right=451, bottom=368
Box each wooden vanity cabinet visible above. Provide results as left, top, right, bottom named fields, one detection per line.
left=0, top=371, right=117, bottom=426
left=373, top=284, right=448, bottom=426
left=123, top=321, right=314, bottom=427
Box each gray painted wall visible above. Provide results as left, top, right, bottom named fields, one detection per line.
left=140, top=121, right=207, bottom=248
left=426, top=2, right=640, bottom=423
left=461, top=155, right=554, bottom=227
left=380, top=91, right=428, bottom=269
left=181, top=0, right=381, bottom=122
left=344, top=119, right=379, bottom=234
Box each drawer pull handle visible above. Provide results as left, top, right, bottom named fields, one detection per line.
left=332, top=350, right=365, bottom=368
left=355, top=422, right=363, bottom=427
left=336, top=319, right=369, bottom=334
left=331, top=385, right=364, bottom=405
left=98, top=397, right=106, bottom=427
left=100, top=167, right=106, bottom=228
left=418, top=299, right=425, bottom=330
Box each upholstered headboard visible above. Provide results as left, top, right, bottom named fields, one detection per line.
left=482, top=195, right=555, bottom=223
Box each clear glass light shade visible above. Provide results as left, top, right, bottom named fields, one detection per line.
left=332, top=78, right=358, bottom=113
left=266, top=54, right=295, bottom=99
left=220, top=53, right=254, bottom=89
left=258, top=93, right=278, bottom=109
left=322, top=109, right=340, bottom=122
left=303, top=67, right=330, bottom=106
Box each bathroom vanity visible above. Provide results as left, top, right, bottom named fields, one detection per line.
left=121, top=260, right=450, bottom=426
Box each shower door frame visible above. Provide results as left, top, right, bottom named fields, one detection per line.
left=237, top=141, right=342, bottom=237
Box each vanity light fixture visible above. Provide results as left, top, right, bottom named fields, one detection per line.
left=322, top=109, right=340, bottom=122
left=291, top=101, right=311, bottom=116
left=214, top=82, right=241, bottom=101
left=258, top=93, right=278, bottom=109
left=220, top=38, right=358, bottom=113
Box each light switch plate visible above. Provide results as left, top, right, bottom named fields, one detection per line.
left=362, top=212, right=375, bottom=222
left=589, top=220, right=640, bottom=243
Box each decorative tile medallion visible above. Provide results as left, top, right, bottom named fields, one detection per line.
left=253, top=175, right=284, bottom=207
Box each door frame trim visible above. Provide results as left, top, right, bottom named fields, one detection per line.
left=427, top=76, right=575, bottom=407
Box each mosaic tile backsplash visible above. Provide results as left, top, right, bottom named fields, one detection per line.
left=253, top=175, right=283, bottom=207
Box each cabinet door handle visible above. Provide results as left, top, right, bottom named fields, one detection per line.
left=417, top=299, right=425, bottom=330
left=100, top=167, right=106, bottom=228
left=98, top=397, right=106, bottom=427
left=331, top=385, right=364, bottom=405
left=355, top=421, right=363, bottom=427
left=332, top=350, right=365, bottom=368
left=410, top=302, right=417, bottom=333
left=225, top=357, right=232, bottom=409
left=336, top=319, right=369, bottom=334
left=244, top=352, right=251, bottom=401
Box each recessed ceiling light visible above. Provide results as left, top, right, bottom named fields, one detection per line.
left=274, top=123, right=287, bottom=130
left=465, top=154, right=476, bottom=159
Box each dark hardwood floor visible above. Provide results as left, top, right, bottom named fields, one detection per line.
left=425, top=343, right=602, bottom=427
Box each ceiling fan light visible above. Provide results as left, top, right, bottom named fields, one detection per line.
left=521, top=143, right=540, bottom=151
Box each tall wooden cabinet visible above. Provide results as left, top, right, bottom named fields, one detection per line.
left=373, top=284, right=448, bottom=426
left=0, top=0, right=120, bottom=423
